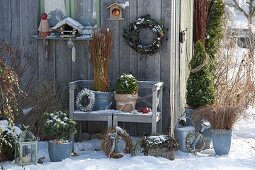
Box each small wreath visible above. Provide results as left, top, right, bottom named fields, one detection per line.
left=101, top=127, right=133, bottom=159
left=123, top=15, right=165, bottom=55
left=75, top=88, right=95, bottom=112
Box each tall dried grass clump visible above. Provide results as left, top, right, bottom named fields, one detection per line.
left=192, top=105, right=242, bottom=130
left=89, top=28, right=112, bottom=92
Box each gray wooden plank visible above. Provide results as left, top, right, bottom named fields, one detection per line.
left=48, top=41, right=56, bottom=82
left=137, top=0, right=161, bottom=81
left=101, top=0, right=120, bottom=82
left=19, top=0, right=39, bottom=87
left=11, top=0, right=20, bottom=45
left=174, top=0, right=181, bottom=133
left=4, top=0, right=11, bottom=43
left=119, top=0, right=131, bottom=74
left=71, top=41, right=89, bottom=81
left=135, top=0, right=162, bottom=135
left=169, top=0, right=177, bottom=135
left=161, top=0, right=172, bottom=134
left=38, top=40, right=47, bottom=80
left=129, top=0, right=138, bottom=78
left=55, top=40, right=72, bottom=108
left=179, top=0, right=194, bottom=117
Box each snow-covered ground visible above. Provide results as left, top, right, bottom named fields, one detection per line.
left=1, top=109, right=255, bottom=170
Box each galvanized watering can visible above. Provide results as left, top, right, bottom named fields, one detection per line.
left=174, top=116, right=195, bottom=152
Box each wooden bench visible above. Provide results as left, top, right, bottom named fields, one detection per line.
left=69, top=80, right=163, bottom=141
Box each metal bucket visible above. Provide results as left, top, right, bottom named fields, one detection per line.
left=94, top=91, right=113, bottom=110
left=174, top=117, right=195, bottom=152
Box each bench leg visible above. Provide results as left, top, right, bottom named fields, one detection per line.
left=108, top=115, right=112, bottom=128
left=79, top=121, right=82, bottom=142
left=70, top=134, right=75, bottom=152
left=152, top=121, right=157, bottom=135
left=158, top=117, right=162, bottom=134
left=113, top=115, right=118, bottom=127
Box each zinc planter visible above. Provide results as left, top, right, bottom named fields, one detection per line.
left=94, top=91, right=113, bottom=110
left=212, top=129, right=232, bottom=155
left=48, top=141, right=72, bottom=162
left=115, top=94, right=138, bottom=112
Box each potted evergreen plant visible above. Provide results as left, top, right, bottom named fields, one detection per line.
left=43, top=111, right=76, bottom=162
left=89, top=28, right=113, bottom=110
left=115, top=73, right=138, bottom=112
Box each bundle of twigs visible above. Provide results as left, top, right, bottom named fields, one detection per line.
left=89, top=28, right=112, bottom=92
left=193, top=0, right=209, bottom=43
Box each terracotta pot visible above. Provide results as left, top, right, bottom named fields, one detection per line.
left=114, top=93, right=138, bottom=112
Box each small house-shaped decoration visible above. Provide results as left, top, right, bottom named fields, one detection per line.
left=107, top=3, right=124, bottom=20
left=15, top=126, right=39, bottom=166
left=51, top=17, right=84, bottom=38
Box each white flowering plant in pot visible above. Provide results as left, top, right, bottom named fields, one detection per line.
left=43, top=111, right=76, bottom=143
left=43, top=111, right=77, bottom=162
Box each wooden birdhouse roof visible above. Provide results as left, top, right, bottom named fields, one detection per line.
left=107, top=3, right=122, bottom=9
left=51, top=17, right=84, bottom=33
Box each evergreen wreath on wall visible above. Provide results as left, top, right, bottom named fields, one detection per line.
left=76, top=88, right=95, bottom=112
left=123, top=15, right=165, bottom=55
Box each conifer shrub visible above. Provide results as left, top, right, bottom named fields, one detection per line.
left=186, top=41, right=215, bottom=108
left=205, top=0, right=224, bottom=63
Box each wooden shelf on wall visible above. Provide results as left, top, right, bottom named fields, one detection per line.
left=32, top=35, right=92, bottom=41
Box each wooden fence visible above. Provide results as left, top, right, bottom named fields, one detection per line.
left=0, top=0, right=194, bottom=135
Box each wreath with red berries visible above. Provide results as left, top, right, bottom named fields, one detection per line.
left=123, top=15, right=165, bottom=55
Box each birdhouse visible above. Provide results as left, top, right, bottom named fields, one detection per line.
left=51, top=17, right=84, bottom=38
left=107, top=3, right=124, bottom=20
left=15, top=126, right=39, bottom=166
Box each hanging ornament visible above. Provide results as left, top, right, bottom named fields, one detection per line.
left=67, top=38, right=76, bottom=62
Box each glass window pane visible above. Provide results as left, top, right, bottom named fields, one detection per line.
left=44, top=0, right=68, bottom=27
left=73, top=0, right=99, bottom=27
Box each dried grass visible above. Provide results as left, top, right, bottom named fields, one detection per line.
left=192, top=105, right=242, bottom=130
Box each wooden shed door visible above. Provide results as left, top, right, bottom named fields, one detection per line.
left=179, top=0, right=194, bottom=115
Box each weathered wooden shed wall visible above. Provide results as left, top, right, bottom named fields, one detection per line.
left=0, top=0, right=193, bottom=134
